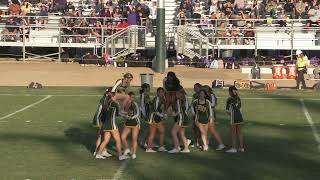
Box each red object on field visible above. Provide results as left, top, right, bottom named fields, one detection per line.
left=273, top=65, right=284, bottom=79
left=286, top=64, right=297, bottom=79
left=264, top=82, right=277, bottom=90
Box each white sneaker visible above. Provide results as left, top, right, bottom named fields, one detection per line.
left=203, top=145, right=209, bottom=151
left=132, top=154, right=137, bottom=159
left=226, top=148, right=237, bottom=153
left=123, top=149, right=131, bottom=156
left=190, top=144, right=195, bottom=148
left=178, top=146, right=181, bottom=151
left=239, top=148, right=245, bottom=152
left=95, top=154, right=106, bottom=159
left=118, top=155, right=130, bottom=161
left=186, top=139, right=191, bottom=148
left=146, top=148, right=157, bottom=153
left=216, top=144, right=226, bottom=151
left=102, top=149, right=112, bottom=157
left=168, top=148, right=180, bottom=154
left=158, top=146, right=168, bottom=152
left=93, top=151, right=96, bottom=156
left=181, top=148, right=190, bottom=153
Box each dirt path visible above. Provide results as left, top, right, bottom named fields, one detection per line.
left=0, top=62, right=315, bottom=88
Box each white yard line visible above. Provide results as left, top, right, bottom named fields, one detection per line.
left=300, top=99, right=320, bottom=152
left=112, top=160, right=130, bottom=180
left=0, top=95, right=52, bottom=121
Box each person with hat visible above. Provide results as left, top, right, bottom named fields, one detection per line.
left=296, top=50, right=308, bottom=89
left=225, top=86, right=245, bottom=153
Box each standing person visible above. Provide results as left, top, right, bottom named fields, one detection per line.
left=93, top=88, right=113, bottom=158
left=163, top=71, right=183, bottom=112
left=225, top=86, right=245, bottom=153
left=203, top=85, right=225, bottom=150
left=191, top=83, right=202, bottom=148
left=139, top=83, right=152, bottom=147
left=95, top=92, right=129, bottom=160
left=296, top=50, right=308, bottom=89
left=121, top=92, right=140, bottom=159
left=191, top=90, right=212, bottom=151
left=146, top=87, right=168, bottom=152
left=111, top=73, right=134, bottom=111
left=168, top=91, right=191, bottom=153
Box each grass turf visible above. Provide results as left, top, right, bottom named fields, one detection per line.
left=0, top=87, right=319, bottom=180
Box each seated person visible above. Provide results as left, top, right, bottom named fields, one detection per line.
left=38, top=4, right=49, bottom=28
left=1, top=17, right=18, bottom=41
left=76, top=19, right=90, bottom=43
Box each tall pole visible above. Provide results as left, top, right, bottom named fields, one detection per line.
left=154, top=0, right=166, bottom=72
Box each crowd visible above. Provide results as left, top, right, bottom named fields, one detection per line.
left=1, top=0, right=320, bottom=44
left=1, top=0, right=157, bottom=42
left=177, top=0, right=320, bottom=45
left=93, top=72, right=245, bottom=160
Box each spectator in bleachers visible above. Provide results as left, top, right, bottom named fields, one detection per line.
left=88, top=10, right=98, bottom=26
left=265, top=0, right=277, bottom=18
left=1, top=17, right=18, bottom=41
left=177, top=9, right=187, bottom=25
left=295, top=0, right=306, bottom=19
left=53, top=0, right=66, bottom=13
left=91, top=20, right=102, bottom=42
left=95, top=0, right=103, bottom=13
left=38, top=4, right=48, bottom=28
left=21, top=0, right=32, bottom=14
left=206, top=0, right=219, bottom=15
left=117, top=18, right=129, bottom=31
left=9, top=0, right=21, bottom=15
left=216, top=21, right=227, bottom=44
left=277, top=7, right=287, bottom=27
left=113, top=6, right=122, bottom=24
left=234, top=0, right=245, bottom=14
left=244, top=22, right=254, bottom=45
left=106, top=21, right=115, bottom=35
left=76, top=18, right=90, bottom=42
left=307, top=4, right=320, bottom=24
left=19, top=14, right=30, bottom=42
left=283, top=0, right=295, bottom=19
left=223, top=0, right=234, bottom=14
left=127, top=7, right=140, bottom=25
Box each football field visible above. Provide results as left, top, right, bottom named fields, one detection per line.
left=0, top=87, right=319, bottom=180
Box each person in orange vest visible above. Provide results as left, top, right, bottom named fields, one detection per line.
left=295, top=50, right=308, bottom=89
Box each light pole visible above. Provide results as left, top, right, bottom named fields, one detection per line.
left=153, top=0, right=166, bottom=72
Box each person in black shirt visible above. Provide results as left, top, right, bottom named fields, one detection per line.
left=1, top=17, right=18, bottom=41
left=283, top=0, right=295, bottom=18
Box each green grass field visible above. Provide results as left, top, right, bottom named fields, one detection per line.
left=0, top=87, right=319, bottom=180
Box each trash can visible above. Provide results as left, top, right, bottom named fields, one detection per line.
left=286, top=64, right=297, bottom=79
left=140, top=73, right=154, bottom=87
left=272, top=65, right=284, bottom=79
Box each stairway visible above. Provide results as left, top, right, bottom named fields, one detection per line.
left=164, top=0, right=180, bottom=31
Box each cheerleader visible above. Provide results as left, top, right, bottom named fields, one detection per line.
left=191, top=89, right=212, bottom=151
left=191, top=83, right=202, bottom=148
left=93, top=88, right=112, bottom=158
left=163, top=71, right=183, bottom=112
left=95, top=92, right=129, bottom=160
left=146, top=87, right=168, bottom=152
left=111, top=73, right=134, bottom=112
left=139, top=83, right=152, bottom=147
left=203, top=85, right=225, bottom=150
left=168, top=91, right=191, bottom=153
left=121, top=92, right=140, bottom=159
left=225, top=86, right=245, bottom=153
